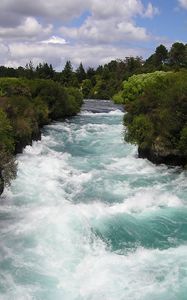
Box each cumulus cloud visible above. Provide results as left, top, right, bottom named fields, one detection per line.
left=178, top=0, right=187, bottom=9
left=0, top=17, right=52, bottom=39
left=90, top=0, right=144, bottom=19
left=60, top=0, right=159, bottom=44
left=3, top=41, right=145, bottom=69
left=0, top=0, right=159, bottom=68
left=61, top=18, right=149, bottom=44
left=0, top=0, right=89, bottom=23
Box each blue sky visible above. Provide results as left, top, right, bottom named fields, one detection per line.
left=138, top=0, right=187, bottom=43
left=0, top=0, right=186, bottom=69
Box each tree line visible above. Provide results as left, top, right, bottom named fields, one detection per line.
left=0, top=42, right=186, bottom=100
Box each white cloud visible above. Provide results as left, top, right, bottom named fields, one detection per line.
left=0, top=44, right=10, bottom=65
left=41, top=36, right=67, bottom=45
left=4, top=41, right=146, bottom=69
left=60, top=0, right=158, bottom=44
left=61, top=17, right=149, bottom=43
left=0, top=0, right=89, bottom=22
left=178, top=0, right=187, bottom=9
left=0, top=17, right=52, bottom=39
left=90, top=0, right=144, bottom=19
left=0, top=0, right=160, bottom=68
left=144, top=3, right=160, bottom=18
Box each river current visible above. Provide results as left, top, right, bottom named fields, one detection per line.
left=0, top=100, right=187, bottom=299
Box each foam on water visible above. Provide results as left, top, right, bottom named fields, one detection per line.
left=81, top=109, right=124, bottom=116
left=0, top=101, right=187, bottom=299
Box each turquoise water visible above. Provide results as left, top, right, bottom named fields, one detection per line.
left=0, top=105, right=187, bottom=299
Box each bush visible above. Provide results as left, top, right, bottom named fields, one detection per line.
left=124, top=114, right=154, bottom=149
left=0, top=77, right=83, bottom=190
left=120, top=71, right=187, bottom=164
left=0, top=109, right=16, bottom=186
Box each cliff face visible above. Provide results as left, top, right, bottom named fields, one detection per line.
left=14, top=129, right=42, bottom=154
left=138, top=147, right=187, bottom=167
left=138, top=136, right=187, bottom=166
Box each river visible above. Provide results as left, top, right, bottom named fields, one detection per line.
left=0, top=100, right=187, bottom=299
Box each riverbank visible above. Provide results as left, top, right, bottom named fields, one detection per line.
left=114, top=70, right=187, bottom=168
left=0, top=78, right=83, bottom=194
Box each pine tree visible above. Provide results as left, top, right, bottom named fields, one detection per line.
left=76, top=62, right=86, bottom=83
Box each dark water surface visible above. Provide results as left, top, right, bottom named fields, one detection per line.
left=0, top=100, right=187, bottom=299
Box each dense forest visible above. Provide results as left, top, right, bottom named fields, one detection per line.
left=0, top=41, right=187, bottom=193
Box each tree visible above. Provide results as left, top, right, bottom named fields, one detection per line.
left=25, top=61, right=35, bottom=79
left=169, top=42, right=187, bottom=67
left=125, top=56, right=143, bottom=74
left=155, top=44, right=168, bottom=66
left=76, top=62, right=86, bottom=83
left=86, top=67, right=95, bottom=79
left=36, top=63, right=55, bottom=79
left=82, top=79, right=92, bottom=98
left=61, top=60, right=74, bottom=86
left=86, top=67, right=96, bottom=86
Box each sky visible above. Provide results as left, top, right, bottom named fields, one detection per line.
left=0, top=0, right=186, bottom=70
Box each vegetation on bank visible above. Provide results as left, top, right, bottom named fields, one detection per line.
left=0, top=78, right=83, bottom=192
left=114, top=71, right=187, bottom=166
left=111, top=42, right=187, bottom=166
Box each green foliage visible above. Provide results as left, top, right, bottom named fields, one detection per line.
left=82, top=79, right=93, bottom=98
left=118, top=71, right=169, bottom=103
left=0, top=109, right=16, bottom=187
left=76, top=63, right=86, bottom=83
left=0, top=77, right=83, bottom=191
left=121, top=70, right=187, bottom=164
left=36, top=63, right=55, bottom=79
left=61, top=61, right=76, bottom=87
left=25, top=61, right=35, bottom=79
left=0, top=109, right=14, bottom=153
left=155, top=44, right=168, bottom=66
left=144, top=42, right=187, bottom=72
left=169, top=42, right=187, bottom=67
left=33, top=97, right=49, bottom=126
left=112, top=91, right=123, bottom=104
left=0, top=77, right=31, bottom=97
left=124, top=114, right=154, bottom=149
left=92, top=78, right=111, bottom=100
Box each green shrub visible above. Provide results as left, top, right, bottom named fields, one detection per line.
left=0, top=109, right=16, bottom=186
left=121, top=71, right=187, bottom=162
left=0, top=77, right=83, bottom=189
left=124, top=114, right=154, bottom=149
